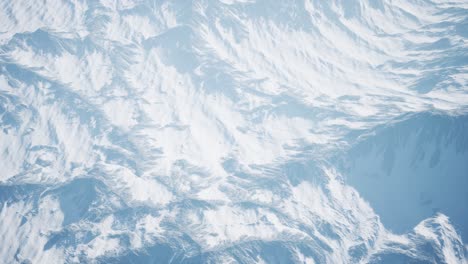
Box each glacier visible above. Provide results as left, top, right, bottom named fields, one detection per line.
left=0, top=0, right=467, bottom=263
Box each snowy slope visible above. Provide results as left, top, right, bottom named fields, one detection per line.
left=340, top=112, right=468, bottom=239
left=0, top=0, right=467, bottom=263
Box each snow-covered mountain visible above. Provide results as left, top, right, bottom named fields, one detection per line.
left=0, top=0, right=467, bottom=263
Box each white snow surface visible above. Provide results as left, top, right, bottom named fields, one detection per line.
left=0, top=0, right=467, bottom=263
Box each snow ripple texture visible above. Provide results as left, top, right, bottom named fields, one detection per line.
left=0, top=0, right=467, bottom=263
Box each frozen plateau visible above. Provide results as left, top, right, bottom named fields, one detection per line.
left=0, top=0, right=468, bottom=263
